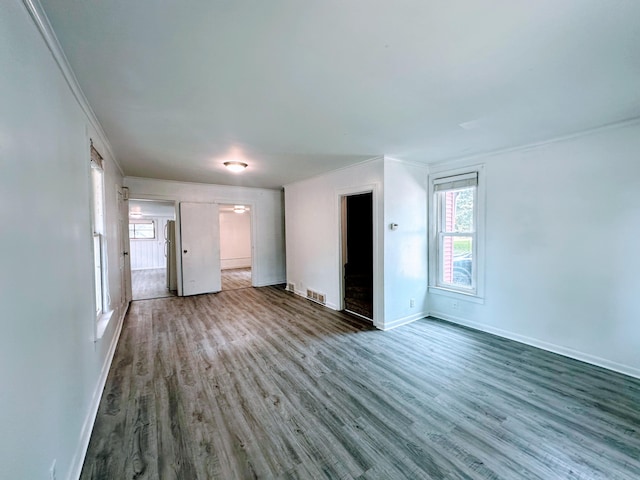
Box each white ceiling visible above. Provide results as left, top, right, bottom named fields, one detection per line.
left=41, top=0, right=640, bottom=189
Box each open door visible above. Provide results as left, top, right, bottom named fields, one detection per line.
left=117, top=186, right=132, bottom=305
left=342, top=192, right=373, bottom=319
left=180, top=202, right=221, bottom=296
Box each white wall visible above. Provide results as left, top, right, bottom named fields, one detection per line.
left=428, top=121, right=640, bottom=378
left=285, top=158, right=386, bottom=326
left=0, top=2, right=127, bottom=479
left=383, top=160, right=429, bottom=329
left=130, top=216, right=173, bottom=270
left=220, top=211, right=252, bottom=269
left=124, top=177, right=285, bottom=286
left=284, top=157, right=430, bottom=330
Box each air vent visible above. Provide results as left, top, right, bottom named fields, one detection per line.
left=305, top=288, right=326, bottom=306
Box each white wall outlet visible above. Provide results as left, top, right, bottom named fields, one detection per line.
left=410, top=298, right=415, bottom=308
left=50, top=459, right=57, bottom=480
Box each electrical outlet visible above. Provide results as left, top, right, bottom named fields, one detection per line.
left=410, top=298, right=415, bottom=308
left=50, top=460, right=57, bottom=480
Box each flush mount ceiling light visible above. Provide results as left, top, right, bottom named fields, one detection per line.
left=224, top=161, right=248, bottom=173
left=233, top=205, right=246, bottom=213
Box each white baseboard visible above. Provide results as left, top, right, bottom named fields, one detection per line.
left=429, top=310, right=640, bottom=380
left=382, top=312, right=427, bottom=331
left=67, top=302, right=129, bottom=480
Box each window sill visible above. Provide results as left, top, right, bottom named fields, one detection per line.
left=428, top=286, right=485, bottom=304
left=95, top=310, right=115, bottom=341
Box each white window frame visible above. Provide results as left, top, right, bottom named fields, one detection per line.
left=429, top=165, right=485, bottom=302
left=90, top=142, right=109, bottom=318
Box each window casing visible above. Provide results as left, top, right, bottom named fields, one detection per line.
left=430, top=168, right=483, bottom=298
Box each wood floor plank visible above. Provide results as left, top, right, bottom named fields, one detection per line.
left=132, top=268, right=176, bottom=300
left=80, top=286, right=640, bottom=479
left=221, top=267, right=252, bottom=291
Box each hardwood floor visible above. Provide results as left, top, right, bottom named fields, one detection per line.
left=221, top=267, right=252, bottom=291
left=81, top=286, right=640, bottom=479
left=132, top=268, right=176, bottom=300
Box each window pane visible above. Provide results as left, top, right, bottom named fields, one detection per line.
left=93, top=234, right=103, bottom=314
left=135, top=223, right=155, bottom=239
left=91, top=167, right=104, bottom=235
left=129, top=222, right=155, bottom=239
left=442, top=187, right=474, bottom=233
left=441, top=236, right=473, bottom=288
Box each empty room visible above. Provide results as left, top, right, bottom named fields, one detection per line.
left=1, top=1, right=639, bottom=479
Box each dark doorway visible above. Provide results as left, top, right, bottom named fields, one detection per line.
left=343, top=192, right=373, bottom=320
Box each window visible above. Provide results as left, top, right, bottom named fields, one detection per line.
left=430, top=169, right=482, bottom=296
left=90, top=142, right=108, bottom=317
left=129, top=221, right=155, bottom=239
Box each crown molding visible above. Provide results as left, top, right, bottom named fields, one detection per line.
left=428, top=115, right=640, bottom=168
left=21, top=0, right=124, bottom=177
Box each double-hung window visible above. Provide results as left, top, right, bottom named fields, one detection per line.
left=432, top=170, right=480, bottom=295
left=90, top=142, right=108, bottom=317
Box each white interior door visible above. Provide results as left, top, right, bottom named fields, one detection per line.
left=180, top=202, right=221, bottom=296
left=118, top=187, right=131, bottom=304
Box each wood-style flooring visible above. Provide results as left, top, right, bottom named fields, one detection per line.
left=221, top=267, right=252, bottom=291
left=132, top=268, right=176, bottom=301
left=133, top=267, right=250, bottom=300
left=81, top=286, right=640, bottom=479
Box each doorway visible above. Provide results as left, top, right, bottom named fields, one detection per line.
left=129, top=199, right=177, bottom=300
left=341, top=192, right=374, bottom=320
left=219, top=204, right=253, bottom=291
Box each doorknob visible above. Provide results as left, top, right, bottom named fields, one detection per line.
left=123, top=252, right=129, bottom=256
left=183, top=249, right=188, bottom=254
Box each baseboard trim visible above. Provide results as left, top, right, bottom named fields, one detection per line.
left=429, top=310, right=640, bottom=380
left=67, top=302, right=129, bottom=480
left=382, top=312, right=427, bottom=331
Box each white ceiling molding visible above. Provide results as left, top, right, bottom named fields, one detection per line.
left=21, top=0, right=124, bottom=176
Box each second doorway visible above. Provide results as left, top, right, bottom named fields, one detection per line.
left=219, top=204, right=253, bottom=291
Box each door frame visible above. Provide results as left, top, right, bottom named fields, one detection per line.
left=216, top=199, right=257, bottom=287
left=127, top=195, right=182, bottom=295
left=337, top=184, right=381, bottom=327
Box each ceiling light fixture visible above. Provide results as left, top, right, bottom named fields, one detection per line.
left=233, top=205, right=246, bottom=213
left=224, top=161, right=248, bottom=173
